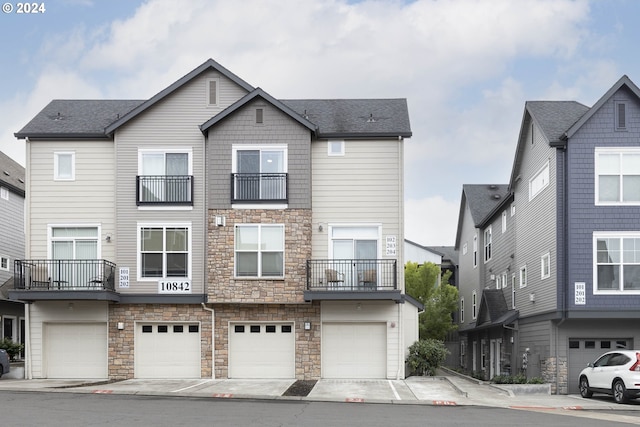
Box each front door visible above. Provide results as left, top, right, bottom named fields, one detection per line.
left=330, top=226, right=379, bottom=289
left=490, top=339, right=502, bottom=378
left=51, top=227, right=99, bottom=288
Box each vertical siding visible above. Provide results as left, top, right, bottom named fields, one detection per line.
left=115, top=70, right=247, bottom=294
left=518, top=319, right=553, bottom=377
left=512, top=119, right=557, bottom=317
left=26, top=139, right=115, bottom=261
left=0, top=185, right=24, bottom=283
left=311, top=139, right=405, bottom=291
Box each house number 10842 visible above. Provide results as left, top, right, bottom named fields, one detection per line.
left=158, top=281, right=191, bottom=293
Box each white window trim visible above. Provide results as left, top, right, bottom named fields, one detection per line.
left=138, top=148, right=193, bottom=174
left=511, top=273, right=516, bottom=309
left=0, top=256, right=9, bottom=271
left=47, top=223, right=102, bottom=259
left=511, top=202, right=516, bottom=217
left=327, top=223, right=382, bottom=259
left=541, top=252, right=551, bottom=279
left=234, top=223, right=285, bottom=279
left=54, top=152, right=75, bottom=181
left=502, top=272, right=508, bottom=289
left=483, top=226, right=492, bottom=263
left=328, top=140, right=345, bottom=156
left=529, top=161, right=549, bottom=201
left=231, top=144, right=288, bottom=172
left=593, top=231, right=640, bottom=295
left=0, top=187, right=8, bottom=200
left=519, top=265, right=527, bottom=288
left=460, top=297, right=465, bottom=323
left=471, top=290, right=477, bottom=320
left=501, top=210, right=507, bottom=233
left=137, top=222, right=192, bottom=282
left=594, top=147, right=640, bottom=206
left=462, top=242, right=468, bottom=255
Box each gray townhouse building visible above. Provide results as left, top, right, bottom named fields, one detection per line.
left=455, top=75, right=640, bottom=394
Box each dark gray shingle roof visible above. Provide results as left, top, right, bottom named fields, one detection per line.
left=0, top=151, right=25, bottom=195
left=526, top=101, right=589, bottom=144
left=15, top=100, right=144, bottom=139
left=463, top=184, right=509, bottom=226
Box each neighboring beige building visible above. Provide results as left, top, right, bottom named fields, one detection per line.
left=11, top=59, right=419, bottom=380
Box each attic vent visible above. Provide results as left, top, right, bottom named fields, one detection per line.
left=18, top=178, right=24, bottom=183
left=367, top=113, right=376, bottom=123
left=208, top=79, right=218, bottom=106
left=55, top=112, right=62, bottom=120
left=616, top=101, right=627, bottom=130
left=2, top=171, right=8, bottom=176
left=256, top=108, right=264, bottom=124
left=493, top=194, right=501, bottom=200
left=489, top=185, right=497, bottom=190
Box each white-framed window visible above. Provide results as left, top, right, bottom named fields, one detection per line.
left=483, top=226, right=492, bottom=262
left=473, top=234, right=478, bottom=268
left=594, top=232, right=640, bottom=293
left=511, top=273, right=516, bottom=309
left=495, top=274, right=501, bottom=289
left=615, top=101, right=627, bottom=131
left=595, top=148, right=640, bottom=205
left=519, top=265, right=527, bottom=288
left=541, top=252, right=551, bottom=279
left=328, top=140, right=345, bottom=156
left=206, top=78, right=219, bottom=106
left=460, top=297, right=465, bottom=323
left=502, top=211, right=507, bottom=233
left=232, top=145, right=288, bottom=202
left=462, top=242, right=468, bottom=255
left=235, top=224, right=284, bottom=278
left=54, top=152, right=75, bottom=181
left=138, top=149, right=192, bottom=205
left=511, top=202, right=516, bottom=217
left=0, top=187, right=8, bottom=200
left=0, top=256, right=8, bottom=271
left=138, top=224, right=191, bottom=280
left=472, top=290, right=477, bottom=320
left=529, top=161, right=549, bottom=200
left=502, top=272, right=508, bottom=289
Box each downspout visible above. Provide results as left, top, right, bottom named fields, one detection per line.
left=396, top=301, right=402, bottom=380
left=26, top=302, right=32, bottom=379
left=555, top=144, right=569, bottom=394
left=201, top=303, right=215, bottom=379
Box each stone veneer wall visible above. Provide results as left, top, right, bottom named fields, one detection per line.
left=212, top=303, right=321, bottom=380
left=542, top=356, right=567, bottom=395
left=207, top=209, right=312, bottom=303
left=109, top=304, right=212, bottom=380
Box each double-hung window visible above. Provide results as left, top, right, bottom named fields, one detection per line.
left=594, top=232, right=640, bottom=293
left=232, top=145, right=287, bottom=203
left=472, top=290, right=477, bottom=320
left=595, top=148, right=640, bottom=205
left=138, top=150, right=192, bottom=205
left=139, top=225, right=190, bottom=279
left=483, top=226, right=492, bottom=262
left=473, top=234, right=478, bottom=268
left=235, top=224, right=284, bottom=278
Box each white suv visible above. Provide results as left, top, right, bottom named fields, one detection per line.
left=579, top=350, right=640, bottom=404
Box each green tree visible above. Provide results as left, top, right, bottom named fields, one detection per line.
left=405, top=261, right=459, bottom=340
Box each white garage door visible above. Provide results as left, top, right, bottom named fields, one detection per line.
left=568, top=338, right=631, bottom=394
left=135, top=323, right=201, bottom=378
left=229, top=323, right=295, bottom=378
left=322, top=322, right=387, bottom=378
left=45, top=323, right=108, bottom=378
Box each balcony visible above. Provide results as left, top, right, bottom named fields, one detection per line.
left=231, top=173, right=288, bottom=203
left=304, top=259, right=401, bottom=301
left=137, top=175, right=194, bottom=206
left=11, top=259, right=119, bottom=302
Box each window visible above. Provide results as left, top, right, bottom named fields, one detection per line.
left=0, top=256, right=8, bottom=271
left=483, top=226, right=492, bottom=262
left=502, top=272, right=508, bottom=289
left=541, top=253, right=550, bottom=279
left=0, top=187, right=7, bottom=200
left=207, top=78, right=219, bottom=106
left=473, top=234, right=478, bottom=268
left=232, top=145, right=287, bottom=202
left=462, top=242, right=468, bottom=255
left=265, top=325, right=276, bottom=333
left=142, top=325, right=153, bottom=333
left=235, top=325, right=245, bottom=333
left=529, top=162, right=549, bottom=200
left=460, top=297, right=464, bottom=323
left=328, top=140, right=345, bottom=156
left=511, top=273, right=516, bottom=309
left=594, top=232, right=640, bottom=293
left=502, top=211, right=507, bottom=233
left=495, top=274, right=501, bottom=289
left=158, top=325, right=168, bottom=333
left=281, top=325, right=292, bottom=333
left=189, top=325, right=199, bottom=333
left=173, top=325, right=184, bottom=333
left=54, top=152, right=75, bottom=180
left=250, top=325, right=260, bottom=333
left=615, top=101, right=627, bottom=131
left=138, top=150, right=192, bottom=205
left=519, top=265, right=527, bottom=288
left=595, top=148, right=640, bottom=204
left=139, top=225, right=190, bottom=279
left=235, top=224, right=284, bottom=278
left=511, top=202, right=516, bottom=217
left=472, top=290, right=477, bottom=320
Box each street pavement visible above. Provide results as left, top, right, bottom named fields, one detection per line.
left=1, top=366, right=640, bottom=414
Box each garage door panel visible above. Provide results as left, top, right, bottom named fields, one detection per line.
left=323, top=323, right=386, bottom=379
left=135, top=323, right=201, bottom=379
left=568, top=338, right=632, bottom=394
left=229, top=324, right=295, bottom=379
left=46, top=323, right=108, bottom=378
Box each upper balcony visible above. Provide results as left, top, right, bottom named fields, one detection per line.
left=11, top=259, right=119, bottom=302
left=304, top=259, right=401, bottom=301
left=231, top=173, right=288, bottom=204
left=137, top=175, right=194, bottom=206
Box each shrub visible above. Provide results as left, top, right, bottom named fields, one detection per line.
left=0, top=338, right=24, bottom=360
left=406, top=339, right=449, bottom=376
left=491, top=374, right=546, bottom=384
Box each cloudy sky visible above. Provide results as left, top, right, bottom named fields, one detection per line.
left=1, top=0, right=638, bottom=246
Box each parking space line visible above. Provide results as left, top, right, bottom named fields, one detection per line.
left=171, top=379, right=214, bottom=393
left=388, top=380, right=401, bottom=400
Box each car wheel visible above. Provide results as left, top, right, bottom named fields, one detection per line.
left=0, top=365, right=3, bottom=378
left=579, top=376, right=593, bottom=398
left=613, top=379, right=629, bottom=404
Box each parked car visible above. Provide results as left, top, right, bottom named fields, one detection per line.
left=579, top=350, right=640, bottom=403
left=0, top=349, right=9, bottom=378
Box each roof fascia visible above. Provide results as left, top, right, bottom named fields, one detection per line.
left=508, top=105, right=532, bottom=190
left=105, top=59, right=254, bottom=135
left=16, top=134, right=112, bottom=140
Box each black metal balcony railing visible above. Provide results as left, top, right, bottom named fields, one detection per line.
left=137, top=175, right=194, bottom=206
left=231, top=173, right=288, bottom=203
left=13, top=259, right=116, bottom=291
left=306, top=259, right=397, bottom=291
